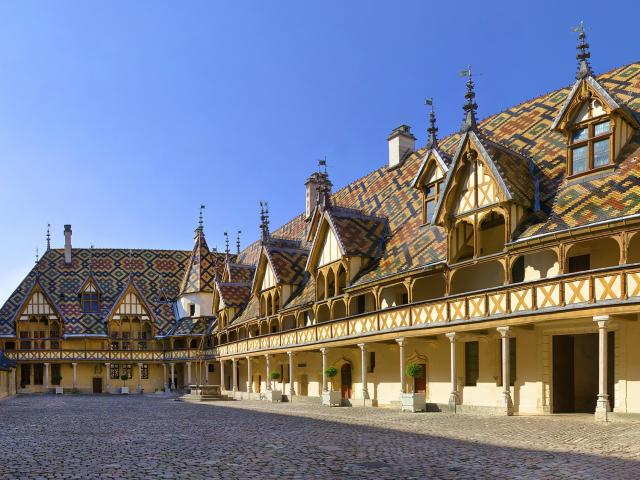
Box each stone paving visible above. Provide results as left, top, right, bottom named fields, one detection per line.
left=1, top=395, right=640, bottom=479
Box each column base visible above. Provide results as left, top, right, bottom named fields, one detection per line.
left=502, top=392, right=514, bottom=416
left=448, top=393, right=459, bottom=413
left=595, top=395, right=611, bottom=421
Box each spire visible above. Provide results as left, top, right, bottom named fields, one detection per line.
left=224, top=231, right=230, bottom=257
left=316, top=158, right=331, bottom=210
left=460, top=66, right=478, bottom=133
left=260, top=201, right=270, bottom=242
left=35, top=247, right=39, bottom=264
left=573, top=21, right=593, bottom=80
left=46, top=224, right=51, bottom=251
left=425, top=98, right=438, bottom=149
left=236, top=230, right=242, bottom=255
left=88, top=244, right=94, bottom=276
left=197, top=204, right=205, bottom=233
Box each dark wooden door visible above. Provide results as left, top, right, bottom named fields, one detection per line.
left=341, top=364, right=352, bottom=399
left=553, top=335, right=574, bottom=413
left=414, top=363, right=427, bottom=393
left=92, top=377, right=102, bottom=394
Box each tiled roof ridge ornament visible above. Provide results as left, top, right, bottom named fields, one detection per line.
left=460, top=66, right=478, bottom=133
left=260, top=201, right=271, bottom=243
left=195, top=204, right=206, bottom=237
left=573, top=21, right=594, bottom=80
left=236, top=230, right=242, bottom=255
left=224, top=231, right=230, bottom=258
left=425, top=98, right=438, bottom=150
left=46, top=224, right=51, bottom=251
left=317, top=157, right=332, bottom=211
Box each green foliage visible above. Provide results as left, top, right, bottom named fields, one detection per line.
left=120, top=374, right=129, bottom=381
left=405, top=363, right=423, bottom=379
left=324, top=366, right=338, bottom=378
left=269, top=371, right=281, bottom=381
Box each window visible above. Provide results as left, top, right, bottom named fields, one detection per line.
left=464, top=341, right=479, bottom=386
left=81, top=288, right=100, bottom=313
left=189, top=304, right=196, bottom=317
left=19, top=331, right=31, bottom=350
left=357, top=295, right=366, bottom=314
left=208, top=363, right=215, bottom=373
left=368, top=352, right=376, bottom=373
left=122, top=364, right=133, bottom=378
left=568, top=254, right=590, bottom=273
left=423, top=182, right=440, bottom=223
left=569, top=118, right=612, bottom=175
left=110, top=364, right=120, bottom=379
left=20, top=364, right=31, bottom=386
left=498, top=338, right=516, bottom=387
left=51, top=364, right=61, bottom=385
left=141, top=364, right=149, bottom=379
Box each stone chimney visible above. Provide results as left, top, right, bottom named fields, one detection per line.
left=387, top=125, right=416, bottom=169
left=64, top=224, right=72, bottom=264
left=305, top=171, right=332, bottom=219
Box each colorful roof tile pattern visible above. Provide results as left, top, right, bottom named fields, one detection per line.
left=217, top=283, right=252, bottom=308
left=327, top=207, right=388, bottom=258
left=167, top=316, right=215, bottom=337
left=0, top=248, right=189, bottom=337
left=180, top=228, right=226, bottom=294
left=225, top=262, right=256, bottom=284
left=263, top=238, right=309, bottom=286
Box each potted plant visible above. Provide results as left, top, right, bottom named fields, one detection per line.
left=322, top=366, right=342, bottom=407
left=401, top=363, right=426, bottom=412
left=120, top=374, right=130, bottom=394
left=264, top=371, right=282, bottom=402
left=54, top=376, right=63, bottom=395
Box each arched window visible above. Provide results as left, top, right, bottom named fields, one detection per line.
left=337, top=265, right=347, bottom=295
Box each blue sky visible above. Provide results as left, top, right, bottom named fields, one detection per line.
left=0, top=0, right=638, bottom=303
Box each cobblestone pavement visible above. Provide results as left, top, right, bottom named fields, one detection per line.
left=1, top=395, right=640, bottom=479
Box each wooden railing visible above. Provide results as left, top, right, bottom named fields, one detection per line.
left=6, top=349, right=205, bottom=363
left=216, top=264, right=640, bottom=357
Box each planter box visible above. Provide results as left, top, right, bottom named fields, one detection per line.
left=120, top=387, right=130, bottom=395
left=401, top=392, right=426, bottom=412
left=55, top=387, right=64, bottom=395
left=322, top=390, right=342, bottom=407
left=263, top=389, right=282, bottom=402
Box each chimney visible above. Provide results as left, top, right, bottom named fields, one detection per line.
left=387, top=124, right=415, bottom=169
left=305, top=171, right=332, bottom=219
left=64, top=224, right=72, bottom=264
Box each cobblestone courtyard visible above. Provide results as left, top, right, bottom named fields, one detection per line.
left=1, top=395, right=640, bottom=479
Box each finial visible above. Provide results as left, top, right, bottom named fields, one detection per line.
left=318, top=156, right=328, bottom=175
left=236, top=230, right=242, bottom=255
left=88, top=244, right=94, bottom=275
left=425, top=98, right=438, bottom=149
left=46, top=224, right=51, bottom=251
left=198, top=204, right=206, bottom=231
left=260, top=201, right=270, bottom=242
left=224, top=231, right=230, bottom=256
left=35, top=247, right=39, bottom=264
left=572, top=21, right=593, bottom=80
left=459, top=66, right=478, bottom=133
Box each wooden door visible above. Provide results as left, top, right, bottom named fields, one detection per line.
left=414, top=363, right=427, bottom=394
left=553, top=335, right=574, bottom=413
left=92, top=377, right=102, bottom=393
left=299, top=374, right=308, bottom=396
left=341, top=364, right=352, bottom=399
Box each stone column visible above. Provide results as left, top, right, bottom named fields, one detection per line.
left=105, top=363, right=111, bottom=392
left=44, top=362, right=50, bottom=389
left=186, top=362, right=192, bottom=386
left=445, top=332, right=459, bottom=410
left=265, top=354, right=272, bottom=391
left=246, top=356, right=253, bottom=394
left=396, top=338, right=405, bottom=395
left=232, top=358, right=238, bottom=393
left=162, top=364, right=168, bottom=392
left=220, top=360, right=226, bottom=391
left=137, top=363, right=143, bottom=392
left=358, top=343, right=369, bottom=400
left=204, top=361, right=209, bottom=385
left=320, top=348, right=328, bottom=392
left=72, top=362, right=78, bottom=390
left=170, top=363, right=175, bottom=390
left=287, top=351, right=295, bottom=399
left=497, top=327, right=514, bottom=415
left=594, top=315, right=611, bottom=420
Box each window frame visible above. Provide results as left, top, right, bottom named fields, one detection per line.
left=569, top=117, right=613, bottom=176
left=81, top=291, right=100, bottom=314
left=422, top=180, right=440, bottom=224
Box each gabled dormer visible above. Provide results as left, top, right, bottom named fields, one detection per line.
left=107, top=280, right=155, bottom=349
left=551, top=26, right=638, bottom=177
left=306, top=207, right=387, bottom=300
left=412, top=101, right=450, bottom=224
left=433, top=72, right=535, bottom=264
left=14, top=279, right=64, bottom=349
left=77, top=276, right=101, bottom=314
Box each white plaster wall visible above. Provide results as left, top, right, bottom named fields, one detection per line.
left=176, top=292, right=213, bottom=319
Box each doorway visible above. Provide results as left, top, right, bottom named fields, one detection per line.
left=340, top=364, right=352, bottom=399
left=299, top=374, right=308, bottom=396
left=414, top=363, right=427, bottom=394
left=552, top=333, right=614, bottom=413
left=93, top=377, right=102, bottom=393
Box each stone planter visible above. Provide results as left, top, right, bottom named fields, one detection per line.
left=322, top=390, right=342, bottom=407
left=263, top=389, right=282, bottom=402
left=120, top=386, right=130, bottom=395
left=55, top=387, right=64, bottom=395
left=401, top=392, right=426, bottom=412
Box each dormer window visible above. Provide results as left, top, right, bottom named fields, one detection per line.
left=81, top=284, right=100, bottom=313
left=423, top=182, right=440, bottom=223
left=570, top=113, right=612, bottom=175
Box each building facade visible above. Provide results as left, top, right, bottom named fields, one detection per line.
left=2, top=33, right=640, bottom=419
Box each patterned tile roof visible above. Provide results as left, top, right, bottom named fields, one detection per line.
left=167, top=316, right=215, bottom=337
left=0, top=351, right=16, bottom=371
left=327, top=207, right=388, bottom=258
left=0, top=248, right=189, bottom=337
left=226, top=262, right=256, bottom=284
left=217, top=283, right=252, bottom=308
left=263, top=239, right=309, bottom=286
left=180, top=229, right=227, bottom=294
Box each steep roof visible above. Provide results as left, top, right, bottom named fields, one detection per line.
left=180, top=228, right=227, bottom=295
left=0, top=248, right=189, bottom=337
left=217, top=283, right=252, bottom=308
